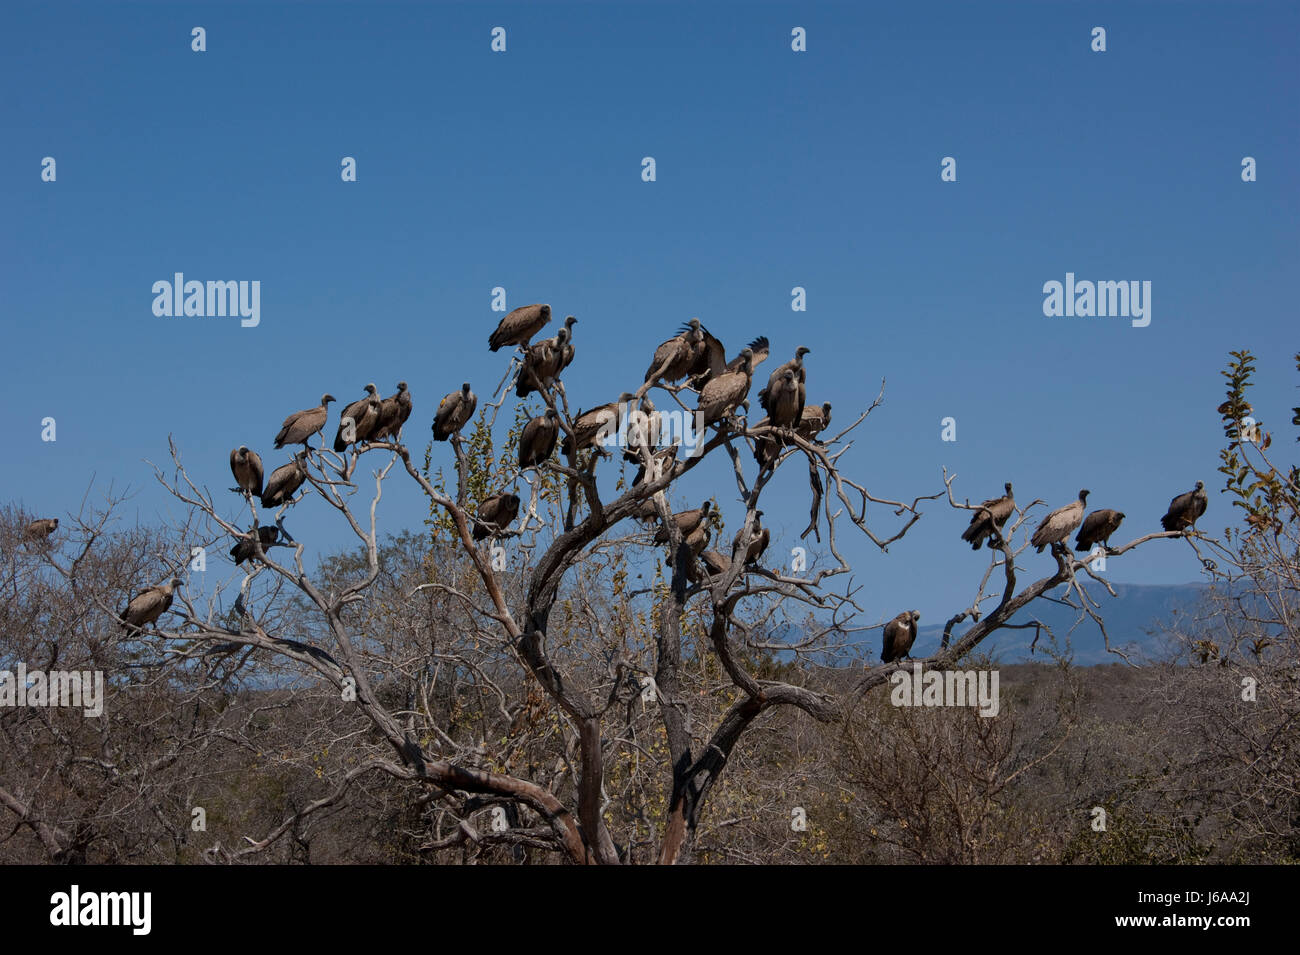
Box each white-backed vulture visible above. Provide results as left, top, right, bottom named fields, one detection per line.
left=433, top=383, right=477, bottom=441
left=517, top=320, right=576, bottom=398
left=759, top=346, right=809, bottom=422
left=229, top=446, right=264, bottom=497
left=697, top=348, right=753, bottom=426
left=274, top=394, right=335, bottom=449
left=763, top=368, right=802, bottom=428
left=699, top=549, right=731, bottom=580
left=622, top=396, right=662, bottom=464
left=732, top=510, right=770, bottom=565
left=645, top=318, right=704, bottom=383
left=473, top=493, right=521, bottom=541
left=1161, top=481, right=1208, bottom=532
left=23, top=518, right=58, bottom=541
left=1075, top=508, right=1126, bottom=553
left=519, top=408, right=560, bottom=468
left=688, top=331, right=769, bottom=389
left=120, top=578, right=183, bottom=633
left=334, top=384, right=382, bottom=452
left=372, top=382, right=412, bottom=441
left=230, top=525, right=280, bottom=566
left=1031, top=489, right=1089, bottom=553
left=261, top=452, right=309, bottom=509
left=681, top=527, right=713, bottom=583
left=489, top=303, right=552, bottom=352
left=881, top=610, right=921, bottom=663
left=961, top=482, right=1015, bottom=551
left=653, top=500, right=712, bottom=545
left=795, top=401, right=832, bottom=442
left=562, top=393, right=635, bottom=456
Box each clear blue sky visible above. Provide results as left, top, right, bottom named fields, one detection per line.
left=2, top=1, right=1296, bottom=624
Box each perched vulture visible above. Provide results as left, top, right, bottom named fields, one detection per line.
left=699, top=549, right=731, bottom=579
left=519, top=409, right=560, bottom=468
left=229, top=526, right=280, bottom=566
left=732, top=511, right=770, bottom=566
left=645, top=318, right=705, bottom=383
left=727, top=336, right=769, bottom=374
left=881, top=610, right=922, bottom=663
left=1031, top=489, right=1090, bottom=553
left=681, top=527, right=713, bottom=583
left=622, top=397, right=662, bottom=464
left=229, top=446, right=265, bottom=497
left=688, top=329, right=769, bottom=390
left=473, top=493, right=521, bottom=541
left=23, top=517, right=58, bottom=541
left=433, top=383, right=477, bottom=441
left=562, top=393, right=635, bottom=456
left=1075, top=509, right=1126, bottom=553
left=274, top=394, right=336, bottom=450
left=489, top=303, right=552, bottom=352
left=1161, top=481, right=1208, bottom=533
left=517, top=319, right=577, bottom=398
left=120, top=578, right=183, bottom=633
left=261, top=452, right=310, bottom=509
left=334, top=384, right=382, bottom=452
left=795, top=401, right=832, bottom=442
left=961, top=482, right=1015, bottom=551
left=371, top=382, right=413, bottom=441
left=759, top=346, right=809, bottom=425
left=633, top=444, right=678, bottom=489
left=697, top=348, right=754, bottom=427
left=653, top=500, right=712, bottom=545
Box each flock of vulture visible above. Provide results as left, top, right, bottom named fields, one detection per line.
left=16, top=302, right=1213, bottom=663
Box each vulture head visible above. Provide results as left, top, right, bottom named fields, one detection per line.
left=461, top=382, right=473, bottom=396
left=170, top=578, right=184, bottom=590
left=364, top=383, right=378, bottom=395
left=1004, top=482, right=1013, bottom=495
left=321, top=394, right=336, bottom=406
left=544, top=408, right=559, bottom=422
left=539, top=304, right=552, bottom=319
left=909, top=610, right=921, bottom=625
left=737, top=347, right=754, bottom=374
left=795, top=346, right=811, bottom=360
left=397, top=381, right=408, bottom=392
left=781, top=369, right=796, bottom=387
left=565, top=315, right=578, bottom=328
left=555, top=327, right=570, bottom=345
left=1078, top=489, right=1091, bottom=503
left=237, top=445, right=250, bottom=456
left=1194, top=480, right=1205, bottom=491
left=506, top=493, right=521, bottom=509
left=701, top=501, right=713, bottom=517
left=50, top=518, right=60, bottom=531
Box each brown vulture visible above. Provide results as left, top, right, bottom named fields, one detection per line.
left=653, top=500, right=712, bottom=544
left=489, top=303, right=552, bottom=352
left=334, top=383, right=382, bottom=452
left=517, top=318, right=577, bottom=398
left=795, top=401, right=832, bottom=442
left=562, top=393, right=635, bottom=456
left=274, top=394, right=335, bottom=450
left=759, top=346, right=809, bottom=422
left=763, top=368, right=803, bottom=428
left=735, top=512, right=770, bottom=566
left=473, top=493, right=521, bottom=541
left=433, top=383, right=477, bottom=441
left=229, top=446, right=264, bottom=497
left=120, top=578, right=183, bottom=633
left=881, top=610, right=922, bottom=663
left=633, top=445, right=678, bottom=489
left=961, top=482, right=1015, bottom=551
left=23, top=518, right=58, bottom=541
left=699, top=549, right=731, bottom=579
left=1031, top=489, right=1089, bottom=553
left=1075, top=508, right=1126, bottom=553
left=687, top=330, right=769, bottom=390
left=372, top=382, right=413, bottom=441
left=230, top=525, right=280, bottom=566
left=622, top=396, right=662, bottom=464
left=681, top=527, right=713, bottom=583
left=697, top=348, right=754, bottom=426
left=261, top=452, right=309, bottom=509
left=1161, top=481, right=1208, bottom=532
left=519, top=408, right=560, bottom=468
left=645, top=318, right=704, bottom=383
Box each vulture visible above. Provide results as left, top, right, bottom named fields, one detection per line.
left=1075, top=509, right=1126, bottom=553
left=1031, top=489, right=1090, bottom=553
left=687, top=330, right=769, bottom=390
left=697, top=348, right=754, bottom=427
left=645, top=318, right=705, bottom=383
left=120, top=578, right=183, bottom=633
left=653, top=501, right=712, bottom=545
left=519, top=408, right=560, bottom=468
left=881, top=611, right=922, bottom=663
left=372, top=382, right=413, bottom=441
left=633, top=445, right=678, bottom=489
left=261, top=452, right=310, bottom=509
left=230, top=526, right=280, bottom=566
left=274, top=394, right=335, bottom=450
left=622, top=397, right=662, bottom=464
left=433, top=383, right=477, bottom=441
left=680, top=527, right=713, bottom=583
left=517, top=318, right=577, bottom=398
left=489, top=303, right=552, bottom=352
left=334, top=384, right=382, bottom=452
left=759, top=346, right=810, bottom=425
left=961, top=482, right=1015, bottom=551
left=562, top=393, right=635, bottom=456
left=754, top=400, right=833, bottom=469
left=23, top=518, right=58, bottom=541
left=473, top=493, right=521, bottom=541
left=732, top=511, right=770, bottom=565
left=699, top=549, right=732, bottom=579
left=229, top=446, right=264, bottom=497
left=1161, top=481, right=1208, bottom=533
left=795, top=401, right=832, bottom=442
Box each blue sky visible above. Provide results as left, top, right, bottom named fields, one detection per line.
left=2, top=1, right=1296, bottom=627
